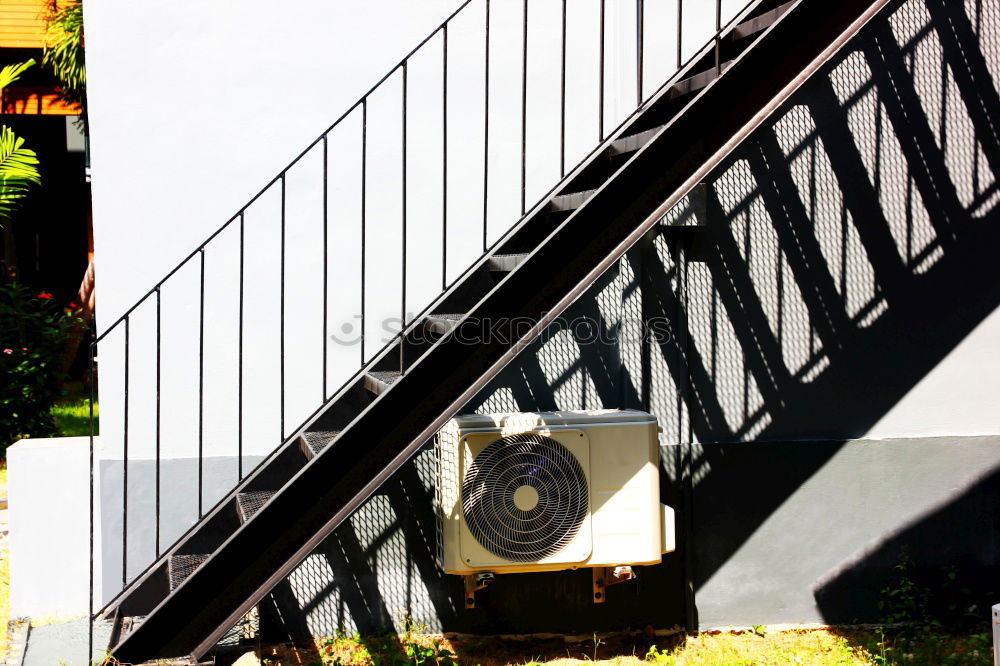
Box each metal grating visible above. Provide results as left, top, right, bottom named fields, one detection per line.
left=237, top=491, right=274, bottom=522
left=117, top=615, right=144, bottom=644
left=303, top=431, right=339, bottom=456
left=462, top=433, right=588, bottom=562
left=425, top=313, right=465, bottom=336
left=168, top=554, right=209, bottom=591
left=365, top=371, right=401, bottom=395
left=368, top=371, right=401, bottom=385
left=487, top=253, right=528, bottom=272
left=216, top=606, right=260, bottom=648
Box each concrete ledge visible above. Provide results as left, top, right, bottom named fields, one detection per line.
left=8, top=437, right=98, bottom=619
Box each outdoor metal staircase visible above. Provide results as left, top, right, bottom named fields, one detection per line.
left=91, top=0, right=892, bottom=660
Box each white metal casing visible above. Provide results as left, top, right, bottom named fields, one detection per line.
left=436, top=409, right=674, bottom=575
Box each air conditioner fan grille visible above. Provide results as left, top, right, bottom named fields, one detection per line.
left=462, top=433, right=588, bottom=562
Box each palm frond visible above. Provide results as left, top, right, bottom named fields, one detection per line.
left=0, top=126, right=41, bottom=223
left=44, top=3, right=85, bottom=102
left=0, top=59, right=35, bottom=93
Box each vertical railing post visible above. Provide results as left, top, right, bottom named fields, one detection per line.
left=677, top=0, right=683, bottom=69
left=238, top=213, right=244, bottom=480
left=442, top=25, right=449, bottom=290
left=198, top=248, right=205, bottom=517
left=637, top=0, right=644, bottom=105
left=155, top=287, right=161, bottom=555
left=88, top=336, right=95, bottom=664
left=483, top=0, right=490, bottom=252
left=560, top=0, right=567, bottom=178
left=401, top=61, right=408, bottom=370
left=714, top=0, right=722, bottom=74
left=361, top=100, right=367, bottom=364
left=599, top=0, right=606, bottom=140
left=122, top=316, right=130, bottom=587
left=322, top=136, right=329, bottom=400
left=279, top=175, right=286, bottom=443
left=520, top=0, right=528, bottom=215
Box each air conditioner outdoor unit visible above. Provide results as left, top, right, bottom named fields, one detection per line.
left=436, top=409, right=675, bottom=606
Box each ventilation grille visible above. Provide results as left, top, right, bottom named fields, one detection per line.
left=462, top=433, right=588, bottom=562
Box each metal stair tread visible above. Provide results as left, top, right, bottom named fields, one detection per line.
left=424, top=313, right=465, bottom=335
left=610, top=125, right=667, bottom=156
left=669, top=60, right=734, bottom=99
left=302, top=430, right=340, bottom=457
left=364, top=371, right=402, bottom=395
left=732, top=0, right=797, bottom=40
left=236, top=491, right=274, bottom=522
left=168, top=554, right=210, bottom=591
left=550, top=189, right=598, bottom=212
left=487, top=253, right=528, bottom=272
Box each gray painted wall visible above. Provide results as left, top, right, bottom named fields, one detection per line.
left=99, top=455, right=265, bottom=603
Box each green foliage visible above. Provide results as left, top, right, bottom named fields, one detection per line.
left=857, top=627, right=991, bottom=666
left=750, top=624, right=767, bottom=638
left=301, top=625, right=990, bottom=666
left=877, top=549, right=995, bottom=638
left=316, top=621, right=456, bottom=666
left=0, top=279, right=84, bottom=450
left=878, top=550, right=931, bottom=627
left=43, top=1, right=86, bottom=112
left=0, top=61, right=41, bottom=226
left=0, top=127, right=42, bottom=223
left=587, top=633, right=606, bottom=662
left=398, top=639, right=457, bottom=666
left=0, top=60, right=34, bottom=91
left=870, top=628, right=892, bottom=666
left=644, top=644, right=677, bottom=665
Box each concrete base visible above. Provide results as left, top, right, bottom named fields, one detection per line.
left=8, top=438, right=96, bottom=619
left=21, top=618, right=112, bottom=666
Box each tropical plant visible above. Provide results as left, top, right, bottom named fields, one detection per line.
left=0, top=276, right=85, bottom=450
left=0, top=61, right=42, bottom=228
left=43, top=1, right=86, bottom=114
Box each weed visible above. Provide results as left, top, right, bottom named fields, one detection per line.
left=643, top=644, right=676, bottom=665
left=589, top=633, right=605, bottom=662
left=878, top=550, right=930, bottom=628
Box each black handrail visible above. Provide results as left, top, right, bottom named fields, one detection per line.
left=89, top=0, right=774, bottom=653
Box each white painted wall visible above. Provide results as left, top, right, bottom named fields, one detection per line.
left=866, top=303, right=1000, bottom=439
left=86, top=0, right=738, bottom=457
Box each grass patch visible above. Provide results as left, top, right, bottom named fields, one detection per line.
left=50, top=397, right=98, bottom=437
left=256, top=626, right=993, bottom=666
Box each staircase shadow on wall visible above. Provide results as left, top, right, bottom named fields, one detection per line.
left=261, top=0, right=1000, bottom=641
left=644, top=0, right=1000, bottom=627
left=813, top=466, right=1000, bottom=625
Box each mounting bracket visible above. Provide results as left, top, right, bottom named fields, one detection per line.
left=463, top=571, right=495, bottom=609
left=592, top=566, right=635, bottom=603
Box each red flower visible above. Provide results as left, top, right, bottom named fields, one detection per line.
left=69, top=301, right=78, bottom=308
left=2, top=349, right=11, bottom=355
left=37, top=292, right=53, bottom=299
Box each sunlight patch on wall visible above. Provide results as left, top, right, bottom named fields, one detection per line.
left=686, top=261, right=765, bottom=438
left=536, top=328, right=598, bottom=410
